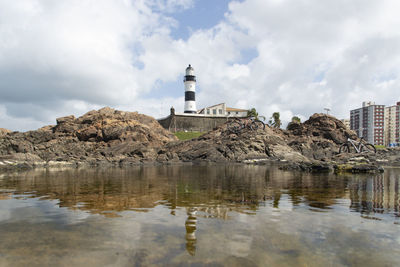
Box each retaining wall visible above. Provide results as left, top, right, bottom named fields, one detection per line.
left=158, top=114, right=229, bottom=132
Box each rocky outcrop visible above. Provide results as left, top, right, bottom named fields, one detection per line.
left=164, top=124, right=310, bottom=163
left=285, top=114, right=357, bottom=160
left=161, top=114, right=355, bottom=163
left=160, top=113, right=398, bottom=172
left=0, top=107, right=177, bottom=168
left=0, top=110, right=398, bottom=172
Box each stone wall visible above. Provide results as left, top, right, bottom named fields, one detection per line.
left=158, top=114, right=229, bottom=132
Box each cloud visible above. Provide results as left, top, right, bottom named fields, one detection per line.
left=0, top=0, right=185, bottom=130
left=148, top=0, right=194, bottom=13
left=0, top=0, right=400, bottom=131
left=191, top=0, right=400, bottom=121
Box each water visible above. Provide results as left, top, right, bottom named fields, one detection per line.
left=0, top=165, right=399, bottom=266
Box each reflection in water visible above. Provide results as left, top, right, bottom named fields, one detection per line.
left=1, top=166, right=399, bottom=218
left=0, top=165, right=400, bottom=265
left=1, top=166, right=400, bottom=224
left=185, top=207, right=197, bottom=256
left=349, top=170, right=400, bottom=217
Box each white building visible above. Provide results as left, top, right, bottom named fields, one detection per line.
left=197, top=103, right=248, bottom=117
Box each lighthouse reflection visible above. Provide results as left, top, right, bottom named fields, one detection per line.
left=185, top=207, right=197, bottom=256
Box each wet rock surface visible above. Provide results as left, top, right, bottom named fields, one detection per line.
left=0, top=110, right=399, bottom=172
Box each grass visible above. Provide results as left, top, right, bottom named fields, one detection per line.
left=174, top=131, right=205, bottom=141
left=374, top=145, right=386, bottom=150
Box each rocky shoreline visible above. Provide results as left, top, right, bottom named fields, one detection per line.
left=1, top=107, right=399, bottom=173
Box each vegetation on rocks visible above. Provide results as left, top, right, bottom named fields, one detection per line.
left=291, top=116, right=301, bottom=123
left=286, top=116, right=301, bottom=130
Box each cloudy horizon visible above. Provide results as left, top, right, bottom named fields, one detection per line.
left=1, top=0, right=400, bottom=131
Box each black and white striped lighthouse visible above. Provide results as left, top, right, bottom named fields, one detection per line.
left=184, top=64, right=197, bottom=113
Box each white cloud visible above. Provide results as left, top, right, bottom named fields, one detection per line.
left=1, top=0, right=400, bottom=131
left=147, top=0, right=194, bottom=13
left=192, top=0, right=400, bottom=121
left=0, top=0, right=183, bottom=130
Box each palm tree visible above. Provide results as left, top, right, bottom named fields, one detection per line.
left=247, top=108, right=266, bottom=121
left=269, top=112, right=281, bottom=128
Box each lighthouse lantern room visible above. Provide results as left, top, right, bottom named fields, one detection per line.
left=184, top=64, right=197, bottom=113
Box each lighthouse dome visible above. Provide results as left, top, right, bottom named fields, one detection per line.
left=186, top=64, right=194, bottom=75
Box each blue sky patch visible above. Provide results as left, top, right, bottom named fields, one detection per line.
left=169, top=0, right=234, bottom=40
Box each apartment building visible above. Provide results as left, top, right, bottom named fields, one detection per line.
left=350, top=101, right=385, bottom=145
left=384, top=102, right=400, bottom=146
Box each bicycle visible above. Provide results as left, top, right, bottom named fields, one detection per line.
left=338, top=137, right=376, bottom=154
left=227, top=118, right=242, bottom=133
left=227, top=117, right=265, bottom=134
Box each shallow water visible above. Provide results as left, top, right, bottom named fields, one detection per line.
left=0, top=165, right=399, bottom=266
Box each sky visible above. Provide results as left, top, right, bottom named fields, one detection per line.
left=1, top=0, right=400, bottom=131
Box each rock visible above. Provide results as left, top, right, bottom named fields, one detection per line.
left=287, top=113, right=357, bottom=144
left=0, top=128, right=11, bottom=137
left=334, top=163, right=384, bottom=174
left=54, top=115, right=78, bottom=134
left=0, top=107, right=177, bottom=167
left=56, top=115, right=76, bottom=124
left=0, top=109, right=396, bottom=172
left=0, top=153, right=43, bottom=162
left=167, top=114, right=350, bottom=164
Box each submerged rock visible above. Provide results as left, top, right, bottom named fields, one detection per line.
left=334, top=163, right=384, bottom=174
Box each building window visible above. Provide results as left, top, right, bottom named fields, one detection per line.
left=207, top=109, right=210, bottom=114
left=228, top=112, right=231, bottom=115
left=219, top=109, right=222, bottom=115
left=236, top=112, right=239, bottom=114
left=213, top=109, right=217, bottom=115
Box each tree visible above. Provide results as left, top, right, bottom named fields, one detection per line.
left=247, top=108, right=258, bottom=118
left=269, top=112, right=281, bottom=128
left=247, top=108, right=266, bottom=121
left=291, top=116, right=301, bottom=124
left=286, top=116, right=301, bottom=130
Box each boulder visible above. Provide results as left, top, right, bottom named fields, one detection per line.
left=0, top=128, right=10, bottom=137
left=56, top=115, right=76, bottom=124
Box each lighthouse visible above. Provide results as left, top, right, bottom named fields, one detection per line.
left=184, top=64, right=197, bottom=113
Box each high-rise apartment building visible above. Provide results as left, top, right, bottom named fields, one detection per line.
left=350, top=101, right=385, bottom=145
left=384, top=102, right=400, bottom=146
